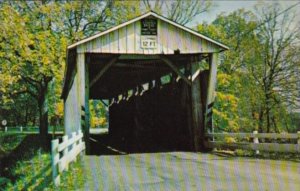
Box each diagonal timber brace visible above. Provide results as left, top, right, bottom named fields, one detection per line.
left=160, top=55, right=191, bottom=86
left=90, top=56, right=119, bottom=88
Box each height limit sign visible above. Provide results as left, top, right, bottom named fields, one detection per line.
left=141, top=18, right=157, bottom=49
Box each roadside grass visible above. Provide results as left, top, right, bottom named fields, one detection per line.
left=3, top=151, right=85, bottom=191
left=0, top=133, right=85, bottom=191
left=213, top=149, right=300, bottom=162
left=0, top=133, right=27, bottom=153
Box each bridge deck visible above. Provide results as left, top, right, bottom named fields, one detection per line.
left=82, top=152, right=300, bottom=191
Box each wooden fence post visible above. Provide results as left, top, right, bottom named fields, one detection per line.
left=72, top=132, right=77, bottom=161
left=253, top=131, right=259, bottom=154
left=297, top=131, right=300, bottom=152
left=51, top=139, right=60, bottom=186
left=62, top=135, right=69, bottom=170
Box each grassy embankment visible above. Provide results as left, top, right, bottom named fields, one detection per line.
left=0, top=133, right=85, bottom=191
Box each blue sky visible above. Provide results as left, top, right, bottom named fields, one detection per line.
left=188, top=0, right=300, bottom=27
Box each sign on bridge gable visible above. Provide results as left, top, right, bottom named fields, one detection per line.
left=141, top=18, right=158, bottom=49
left=74, top=11, right=227, bottom=54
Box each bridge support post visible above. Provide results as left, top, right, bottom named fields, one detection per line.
left=77, top=53, right=90, bottom=154
left=205, top=53, right=218, bottom=136
left=190, top=56, right=205, bottom=152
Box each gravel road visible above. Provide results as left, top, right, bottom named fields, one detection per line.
left=83, top=152, right=300, bottom=191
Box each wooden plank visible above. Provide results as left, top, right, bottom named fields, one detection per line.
left=89, top=57, right=118, bottom=88
left=206, top=133, right=299, bottom=139
left=84, top=60, right=90, bottom=154
left=205, top=53, right=218, bottom=133
left=190, top=59, right=205, bottom=152
left=118, top=26, right=126, bottom=53
left=206, top=53, right=218, bottom=106
left=110, top=30, right=119, bottom=53
left=134, top=21, right=142, bottom=53
left=52, top=129, right=85, bottom=186
left=251, top=143, right=298, bottom=152
left=160, top=56, right=191, bottom=86
left=255, top=133, right=298, bottom=139
left=76, top=53, right=87, bottom=133
left=51, top=139, right=60, bottom=186
left=205, top=141, right=299, bottom=153
left=206, top=133, right=254, bottom=139
left=126, top=24, right=135, bottom=53
left=192, top=68, right=201, bottom=82
left=205, top=141, right=251, bottom=150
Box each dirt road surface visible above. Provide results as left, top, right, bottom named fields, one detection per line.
left=83, top=152, right=300, bottom=191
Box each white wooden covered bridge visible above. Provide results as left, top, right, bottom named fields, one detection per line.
left=61, top=11, right=228, bottom=154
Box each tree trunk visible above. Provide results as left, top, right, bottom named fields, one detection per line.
left=272, top=116, right=278, bottom=133
left=258, top=108, right=264, bottom=133
left=265, top=99, right=271, bottom=133
left=38, top=89, right=49, bottom=148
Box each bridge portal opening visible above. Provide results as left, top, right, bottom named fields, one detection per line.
left=87, top=54, right=209, bottom=153
left=61, top=11, right=227, bottom=154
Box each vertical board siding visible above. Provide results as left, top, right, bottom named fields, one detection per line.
left=126, top=23, right=135, bottom=53
left=118, top=26, right=126, bottom=53
left=134, top=21, right=142, bottom=54
left=157, top=19, right=164, bottom=53
left=76, top=18, right=220, bottom=54
left=64, top=73, right=80, bottom=135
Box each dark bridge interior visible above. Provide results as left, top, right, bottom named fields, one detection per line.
left=87, top=53, right=209, bottom=154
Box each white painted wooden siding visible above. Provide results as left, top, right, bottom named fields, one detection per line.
left=64, top=73, right=81, bottom=135
left=77, top=18, right=220, bottom=54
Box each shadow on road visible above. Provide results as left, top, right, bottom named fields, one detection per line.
left=89, top=133, right=193, bottom=156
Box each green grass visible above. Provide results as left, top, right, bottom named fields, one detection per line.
left=3, top=151, right=85, bottom=191
left=0, top=133, right=85, bottom=191
left=214, top=148, right=300, bottom=162
left=0, top=133, right=27, bottom=153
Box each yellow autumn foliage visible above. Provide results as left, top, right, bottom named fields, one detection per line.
left=90, top=116, right=107, bottom=128
left=225, top=137, right=236, bottom=143
left=55, top=101, right=64, bottom=118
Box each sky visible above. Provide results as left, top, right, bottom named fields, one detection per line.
left=188, top=0, right=300, bottom=27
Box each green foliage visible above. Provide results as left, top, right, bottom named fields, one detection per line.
left=3, top=150, right=85, bottom=191
left=0, top=1, right=145, bottom=132
left=213, top=73, right=240, bottom=132
left=198, top=6, right=300, bottom=133
left=89, top=100, right=108, bottom=128
left=1, top=1, right=299, bottom=136
left=0, top=133, right=26, bottom=152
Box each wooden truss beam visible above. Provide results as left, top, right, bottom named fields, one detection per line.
left=160, top=55, right=191, bottom=86
left=114, top=63, right=169, bottom=70
left=90, top=56, right=119, bottom=88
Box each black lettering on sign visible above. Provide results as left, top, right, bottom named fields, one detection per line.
left=141, top=18, right=157, bottom=35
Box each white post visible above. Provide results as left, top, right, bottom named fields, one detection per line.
left=297, top=132, right=300, bottom=152
left=20, top=126, right=23, bottom=132
left=72, top=132, right=77, bottom=162
left=253, top=131, right=259, bottom=154
left=62, top=135, right=69, bottom=170
left=51, top=139, right=60, bottom=186
left=78, top=130, right=84, bottom=157
left=4, top=126, right=7, bottom=132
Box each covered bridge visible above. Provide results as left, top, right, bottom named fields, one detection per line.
left=61, top=11, right=228, bottom=154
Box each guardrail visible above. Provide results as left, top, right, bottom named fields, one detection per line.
left=205, top=131, right=300, bottom=153
left=51, top=130, right=85, bottom=186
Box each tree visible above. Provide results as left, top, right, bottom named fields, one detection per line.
left=249, top=3, right=300, bottom=132
left=197, top=9, right=259, bottom=132
left=197, top=4, right=300, bottom=133
left=142, top=0, right=212, bottom=25
left=0, top=1, right=141, bottom=142
left=0, top=4, right=67, bottom=143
